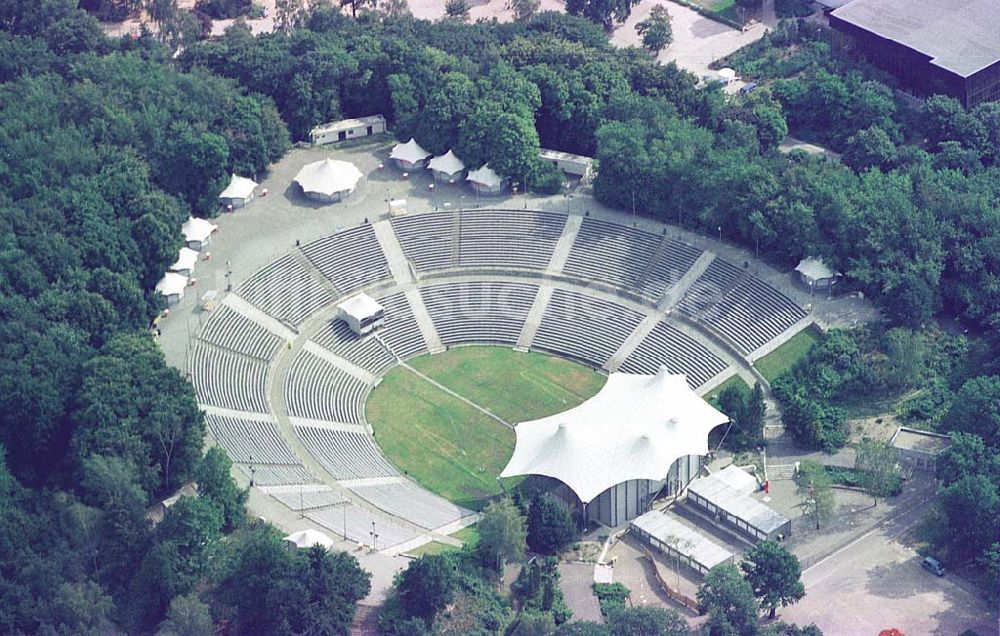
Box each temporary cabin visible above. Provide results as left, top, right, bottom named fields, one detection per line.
left=294, top=158, right=364, bottom=203
left=794, top=258, right=841, bottom=292
left=155, top=272, right=188, bottom=306
left=686, top=466, right=791, bottom=542
left=890, top=427, right=951, bottom=471
left=427, top=150, right=465, bottom=183
left=631, top=510, right=735, bottom=575
left=169, top=247, right=199, bottom=277
left=218, top=174, right=258, bottom=209
left=466, top=164, right=506, bottom=196
left=389, top=138, right=432, bottom=170
left=539, top=149, right=594, bottom=181
left=181, top=217, right=218, bottom=251
left=310, top=115, right=386, bottom=145
left=337, top=293, right=385, bottom=336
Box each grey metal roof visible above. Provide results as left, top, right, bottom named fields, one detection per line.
left=832, top=0, right=1000, bottom=77
left=688, top=474, right=789, bottom=535
left=631, top=511, right=734, bottom=571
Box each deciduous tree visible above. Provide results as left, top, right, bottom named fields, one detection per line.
left=635, top=5, right=672, bottom=54
left=740, top=541, right=805, bottom=619
left=477, top=497, right=527, bottom=572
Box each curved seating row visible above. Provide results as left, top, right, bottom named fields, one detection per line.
left=420, top=281, right=538, bottom=346
left=284, top=349, right=367, bottom=424
left=374, top=292, right=429, bottom=360
left=699, top=276, right=808, bottom=354
left=190, top=345, right=269, bottom=413
left=563, top=218, right=662, bottom=289
left=300, top=225, right=391, bottom=295
left=311, top=318, right=397, bottom=375
left=235, top=254, right=334, bottom=327
left=349, top=481, right=473, bottom=531
left=391, top=211, right=454, bottom=271
left=619, top=321, right=728, bottom=388
left=199, top=305, right=283, bottom=361
left=458, top=209, right=566, bottom=271
left=533, top=289, right=645, bottom=367
left=270, top=487, right=347, bottom=512
left=307, top=502, right=419, bottom=550
left=294, top=425, right=399, bottom=480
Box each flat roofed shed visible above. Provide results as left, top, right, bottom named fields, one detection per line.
left=687, top=469, right=790, bottom=540
left=631, top=510, right=735, bottom=573
left=831, top=0, right=1000, bottom=77
left=501, top=367, right=730, bottom=504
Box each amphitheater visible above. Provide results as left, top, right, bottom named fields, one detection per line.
left=185, top=193, right=824, bottom=555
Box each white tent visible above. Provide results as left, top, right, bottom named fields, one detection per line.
left=218, top=174, right=258, bottom=208
left=294, top=158, right=364, bottom=202
left=390, top=138, right=432, bottom=169
left=182, top=217, right=217, bottom=250
left=718, top=68, right=737, bottom=83
left=501, top=367, right=729, bottom=504
left=283, top=529, right=335, bottom=550
left=428, top=150, right=465, bottom=181
left=169, top=247, right=199, bottom=276
left=466, top=163, right=505, bottom=195
left=155, top=272, right=188, bottom=305
left=794, top=257, right=840, bottom=290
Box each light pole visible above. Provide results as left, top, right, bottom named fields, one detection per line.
left=718, top=226, right=722, bottom=243
left=370, top=521, right=378, bottom=551
left=225, top=260, right=232, bottom=291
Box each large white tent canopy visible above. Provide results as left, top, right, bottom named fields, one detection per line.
left=428, top=149, right=465, bottom=176
left=218, top=173, right=258, bottom=200
left=182, top=217, right=217, bottom=244
left=501, top=367, right=729, bottom=503
left=155, top=272, right=188, bottom=298
left=294, top=158, right=364, bottom=197
left=466, top=163, right=503, bottom=188
left=390, top=138, right=432, bottom=165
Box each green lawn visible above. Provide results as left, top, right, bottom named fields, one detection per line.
left=753, top=327, right=821, bottom=382
left=451, top=525, right=479, bottom=548
left=409, top=346, right=606, bottom=423
left=367, top=347, right=606, bottom=509
left=705, top=374, right=751, bottom=407
left=406, top=541, right=457, bottom=557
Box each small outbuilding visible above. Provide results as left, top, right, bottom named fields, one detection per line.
left=428, top=150, right=466, bottom=183
left=539, top=148, right=594, bottom=181
left=181, top=217, right=218, bottom=251
left=169, top=247, right=199, bottom=277
left=717, top=68, right=737, bottom=84
left=310, top=115, right=386, bottom=146
left=890, top=427, right=952, bottom=471
left=686, top=466, right=791, bottom=542
left=337, top=293, right=385, bottom=336
left=631, top=510, right=735, bottom=575
left=283, top=529, right=335, bottom=550
left=294, top=158, right=364, bottom=203
left=389, top=138, right=432, bottom=170
left=466, top=163, right=506, bottom=196
left=155, top=272, right=189, bottom=306
left=794, top=257, right=841, bottom=292
left=218, top=174, right=258, bottom=209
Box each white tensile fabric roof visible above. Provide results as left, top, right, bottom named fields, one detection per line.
left=467, top=163, right=503, bottom=188
left=294, top=158, right=364, bottom=196
left=155, top=272, right=188, bottom=297
left=428, top=149, right=465, bottom=175
left=218, top=173, right=258, bottom=199
left=795, top=257, right=838, bottom=281
left=390, top=138, right=432, bottom=164
left=283, top=529, right=334, bottom=549
left=337, top=293, right=383, bottom=322
left=182, top=217, right=217, bottom=243
left=170, top=247, right=199, bottom=273
left=501, top=367, right=729, bottom=503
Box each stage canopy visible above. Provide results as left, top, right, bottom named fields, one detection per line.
left=500, top=367, right=729, bottom=503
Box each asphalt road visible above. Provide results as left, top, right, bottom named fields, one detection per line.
left=779, top=501, right=997, bottom=635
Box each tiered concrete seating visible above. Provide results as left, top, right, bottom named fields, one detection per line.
left=458, top=210, right=566, bottom=270
left=619, top=321, right=729, bottom=388
left=300, top=225, right=391, bottom=294
left=190, top=345, right=269, bottom=413
left=307, top=502, right=420, bottom=550
left=235, top=464, right=314, bottom=486
left=638, top=240, right=703, bottom=299
left=269, top=487, right=347, bottom=512
left=375, top=292, right=427, bottom=360
left=533, top=289, right=645, bottom=367
left=294, top=425, right=400, bottom=480
left=199, top=305, right=283, bottom=361
left=676, top=259, right=744, bottom=316
left=391, top=211, right=454, bottom=271
left=311, top=319, right=396, bottom=375
left=563, top=219, right=660, bottom=288
left=420, top=281, right=538, bottom=345
left=349, top=481, right=473, bottom=531
left=700, top=276, right=808, bottom=354
left=206, top=413, right=313, bottom=486
left=236, top=254, right=333, bottom=327
left=284, top=350, right=367, bottom=424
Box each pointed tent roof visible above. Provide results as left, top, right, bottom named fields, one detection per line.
left=390, top=138, right=432, bottom=164
left=294, top=158, right=364, bottom=196
left=182, top=217, right=217, bottom=243
left=218, top=173, right=258, bottom=200
left=501, top=368, right=729, bottom=503
left=428, top=150, right=465, bottom=175
left=794, top=257, right=839, bottom=281
left=466, top=163, right=503, bottom=188
left=169, top=247, right=199, bottom=273
left=283, top=529, right=335, bottom=550
left=155, top=272, right=188, bottom=297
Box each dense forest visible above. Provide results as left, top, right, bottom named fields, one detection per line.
left=1, top=0, right=997, bottom=633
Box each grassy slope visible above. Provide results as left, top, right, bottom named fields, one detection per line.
left=754, top=327, right=821, bottom=382
left=704, top=374, right=752, bottom=407
left=367, top=347, right=606, bottom=508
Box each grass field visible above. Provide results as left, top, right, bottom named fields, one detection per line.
left=705, top=374, right=751, bottom=407
left=754, top=327, right=821, bottom=382
left=404, top=525, right=479, bottom=557
left=367, top=347, right=606, bottom=509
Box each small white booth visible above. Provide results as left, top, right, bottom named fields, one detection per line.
left=539, top=149, right=594, bottom=180
left=182, top=217, right=218, bottom=251
left=283, top=529, right=335, bottom=550
left=310, top=115, right=386, bottom=145
left=337, top=293, right=385, bottom=336
left=428, top=150, right=466, bottom=183
left=156, top=272, right=189, bottom=306
left=218, top=174, right=258, bottom=209
left=390, top=138, right=432, bottom=170
left=466, top=163, right=506, bottom=196
left=294, top=158, right=364, bottom=203
left=794, top=257, right=841, bottom=292
left=169, top=247, right=199, bottom=277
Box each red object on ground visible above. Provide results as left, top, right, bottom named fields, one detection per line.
left=764, top=480, right=770, bottom=494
